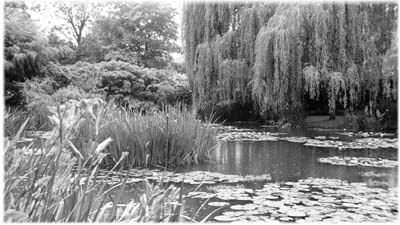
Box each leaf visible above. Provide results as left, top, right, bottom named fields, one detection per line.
left=94, top=137, right=113, bottom=155
left=67, top=140, right=84, bottom=160
left=9, top=117, right=30, bottom=149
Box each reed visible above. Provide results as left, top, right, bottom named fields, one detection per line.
left=4, top=99, right=218, bottom=222
left=3, top=102, right=186, bottom=222
left=73, top=102, right=218, bottom=168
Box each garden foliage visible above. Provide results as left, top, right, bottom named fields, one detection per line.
left=21, top=60, right=191, bottom=130
left=183, top=2, right=398, bottom=122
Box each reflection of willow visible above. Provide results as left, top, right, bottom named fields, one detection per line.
left=183, top=2, right=397, bottom=121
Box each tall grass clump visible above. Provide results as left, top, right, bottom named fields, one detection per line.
left=73, top=102, right=218, bottom=168
left=4, top=99, right=185, bottom=222
left=4, top=107, right=30, bottom=137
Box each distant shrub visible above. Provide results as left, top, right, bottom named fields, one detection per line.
left=20, top=60, right=191, bottom=130
left=22, top=76, right=104, bottom=130
left=41, top=60, right=191, bottom=109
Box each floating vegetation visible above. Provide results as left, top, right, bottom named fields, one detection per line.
left=215, top=125, right=397, bottom=150
left=213, top=215, right=238, bottom=222
left=360, top=171, right=390, bottom=178
left=366, top=180, right=390, bottom=189
left=230, top=204, right=257, bottom=211
left=355, top=138, right=398, bottom=149
left=278, top=136, right=308, bottom=143
left=216, top=131, right=283, bottom=142
left=206, top=184, right=245, bottom=192
left=314, top=136, right=327, bottom=140
left=187, top=191, right=216, bottom=199
left=305, top=138, right=398, bottom=149
left=208, top=202, right=230, bottom=207
left=95, top=169, right=272, bottom=186
left=202, top=178, right=398, bottom=222
left=318, top=156, right=398, bottom=168
left=337, top=132, right=396, bottom=138
left=213, top=187, right=255, bottom=201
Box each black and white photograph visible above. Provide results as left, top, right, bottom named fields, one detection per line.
left=2, top=0, right=398, bottom=223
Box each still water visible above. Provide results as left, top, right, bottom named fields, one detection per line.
left=179, top=128, right=398, bottom=187
left=176, top=127, right=398, bottom=221
left=110, top=125, right=398, bottom=221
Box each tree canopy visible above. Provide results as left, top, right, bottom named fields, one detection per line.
left=85, top=2, right=179, bottom=68
left=4, top=2, right=73, bottom=104
left=183, top=2, right=398, bottom=122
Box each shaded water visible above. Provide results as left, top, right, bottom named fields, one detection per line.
left=178, top=127, right=398, bottom=187
left=174, top=126, right=398, bottom=221
left=105, top=127, right=398, bottom=222
left=180, top=140, right=397, bottom=187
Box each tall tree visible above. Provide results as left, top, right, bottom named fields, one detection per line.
left=53, top=2, right=101, bottom=61
left=55, top=2, right=90, bottom=48
left=183, top=2, right=397, bottom=122
left=91, top=2, right=179, bottom=68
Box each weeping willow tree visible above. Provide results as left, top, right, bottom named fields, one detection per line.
left=183, top=1, right=397, bottom=122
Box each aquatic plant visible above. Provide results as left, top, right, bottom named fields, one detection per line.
left=4, top=107, right=30, bottom=137
left=3, top=101, right=186, bottom=222
left=71, top=102, right=218, bottom=168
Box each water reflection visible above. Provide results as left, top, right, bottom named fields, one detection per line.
left=182, top=140, right=398, bottom=187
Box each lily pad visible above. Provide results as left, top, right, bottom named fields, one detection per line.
left=279, top=216, right=295, bottom=222
left=208, top=201, right=230, bottom=207
left=318, top=156, right=398, bottom=168
left=213, top=215, right=238, bottom=222
left=230, top=204, right=257, bottom=211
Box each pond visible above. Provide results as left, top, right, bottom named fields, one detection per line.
left=173, top=125, right=398, bottom=222
left=23, top=125, right=398, bottom=222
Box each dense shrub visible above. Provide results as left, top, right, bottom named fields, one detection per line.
left=4, top=3, right=74, bottom=105
left=20, top=60, right=191, bottom=130
left=41, top=60, right=191, bottom=111
left=21, top=76, right=103, bottom=130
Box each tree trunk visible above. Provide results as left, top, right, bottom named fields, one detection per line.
left=329, top=108, right=336, bottom=120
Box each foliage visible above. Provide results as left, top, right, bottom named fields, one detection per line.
left=183, top=2, right=398, bottom=123
left=21, top=75, right=102, bottom=130
left=43, top=60, right=190, bottom=110
left=4, top=2, right=74, bottom=105
left=303, top=66, right=321, bottom=100
left=4, top=107, right=30, bottom=137
left=89, top=2, right=179, bottom=68
left=20, top=60, right=190, bottom=131
left=72, top=102, right=218, bottom=168
left=54, top=2, right=95, bottom=48
left=3, top=101, right=186, bottom=222
left=327, top=72, right=346, bottom=119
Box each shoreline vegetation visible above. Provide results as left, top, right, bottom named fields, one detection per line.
left=4, top=99, right=217, bottom=222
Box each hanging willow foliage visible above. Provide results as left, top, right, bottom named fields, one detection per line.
left=192, top=41, right=220, bottom=108
left=183, top=2, right=397, bottom=122
left=303, top=66, right=320, bottom=100
left=218, top=59, right=250, bottom=104
left=327, top=72, right=347, bottom=118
